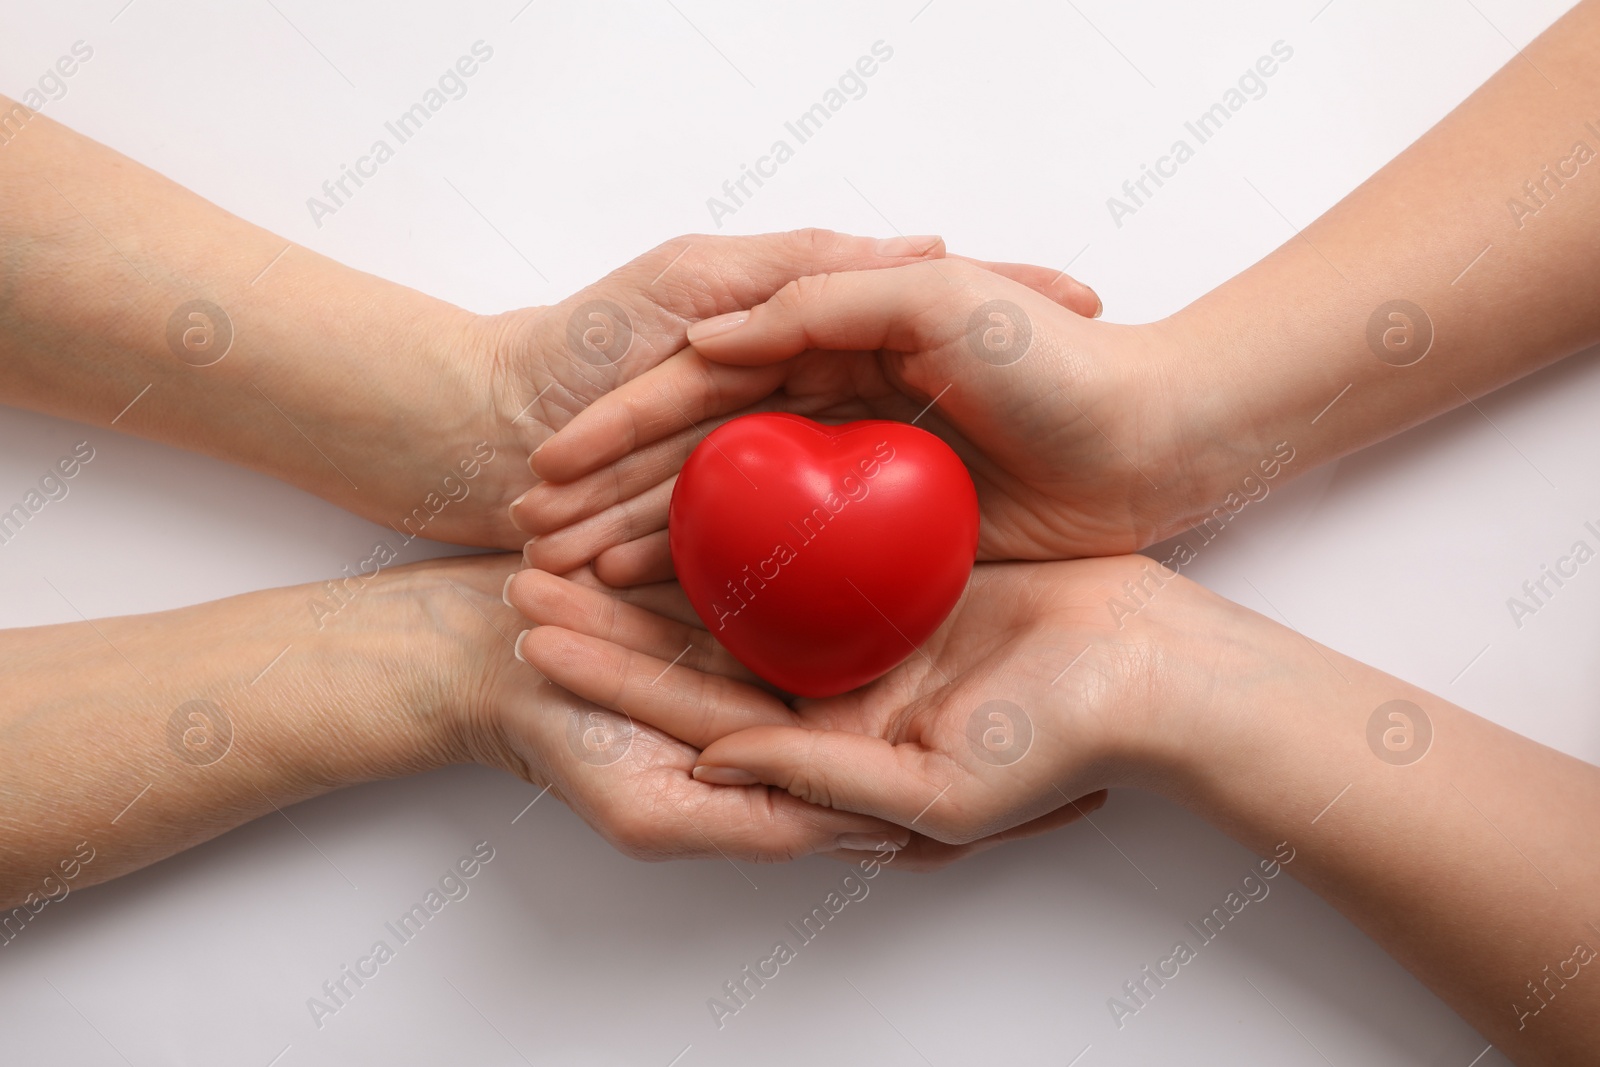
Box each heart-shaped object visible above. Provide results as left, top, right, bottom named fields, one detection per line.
left=669, top=413, right=979, bottom=698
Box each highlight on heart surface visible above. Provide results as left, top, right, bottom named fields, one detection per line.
left=667, top=412, right=980, bottom=697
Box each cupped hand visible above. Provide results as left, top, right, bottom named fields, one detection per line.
left=520, top=258, right=1217, bottom=585
left=408, top=230, right=1097, bottom=551
left=503, top=554, right=1238, bottom=868
left=432, top=554, right=909, bottom=862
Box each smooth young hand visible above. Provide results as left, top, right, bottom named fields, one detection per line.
left=504, top=555, right=1231, bottom=865
left=520, top=259, right=1238, bottom=584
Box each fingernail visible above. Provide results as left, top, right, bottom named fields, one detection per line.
left=686, top=312, right=749, bottom=344
left=501, top=573, right=517, bottom=607
left=876, top=235, right=940, bottom=257
left=1092, top=293, right=1104, bottom=318
left=835, top=832, right=908, bottom=851
left=692, top=765, right=760, bottom=786
left=513, top=630, right=531, bottom=663
left=522, top=539, right=538, bottom=568
left=508, top=491, right=529, bottom=532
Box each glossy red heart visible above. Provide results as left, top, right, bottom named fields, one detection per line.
left=668, top=413, right=979, bottom=698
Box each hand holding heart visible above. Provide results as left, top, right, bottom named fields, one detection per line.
left=520, top=258, right=1232, bottom=587
left=505, top=556, right=1243, bottom=867
left=503, top=254, right=1259, bottom=858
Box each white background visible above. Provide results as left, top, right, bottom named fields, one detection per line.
left=1, top=1, right=1591, bottom=1064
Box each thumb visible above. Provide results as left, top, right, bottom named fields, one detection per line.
left=949, top=255, right=1102, bottom=319
left=694, top=725, right=974, bottom=842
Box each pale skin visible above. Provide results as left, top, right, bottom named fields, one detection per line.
left=0, top=554, right=922, bottom=918
left=3, top=3, right=1600, bottom=1063
left=515, top=3, right=1600, bottom=1063
left=509, top=558, right=1600, bottom=1064
left=0, top=98, right=1102, bottom=899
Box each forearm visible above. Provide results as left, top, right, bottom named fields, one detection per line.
left=1171, top=0, right=1600, bottom=479
left=1156, top=593, right=1600, bottom=1064
left=0, top=560, right=497, bottom=911
left=0, top=101, right=503, bottom=540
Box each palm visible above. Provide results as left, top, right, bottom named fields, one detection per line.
left=728, top=327, right=1173, bottom=560
left=509, top=558, right=1162, bottom=859
left=452, top=554, right=904, bottom=863
left=780, top=561, right=1138, bottom=839
left=524, top=260, right=1188, bottom=580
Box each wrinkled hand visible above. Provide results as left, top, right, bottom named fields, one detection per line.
left=399, top=229, right=951, bottom=549
left=519, top=258, right=1216, bottom=585
left=503, top=555, right=1238, bottom=868
left=441, top=555, right=909, bottom=862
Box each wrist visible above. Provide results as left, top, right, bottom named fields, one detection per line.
left=247, top=563, right=486, bottom=789
left=1068, top=564, right=1308, bottom=797
left=376, top=554, right=547, bottom=784
left=154, top=247, right=513, bottom=548
left=1130, top=312, right=1301, bottom=544
left=1120, top=574, right=1363, bottom=813
left=240, top=277, right=493, bottom=531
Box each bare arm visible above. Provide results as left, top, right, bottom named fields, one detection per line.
left=0, top=98, right=954, bottom=549
left=505, top=558, right=1600, bottom=1064
left=0, top=555, right=902, bottom=924
left=517, top=0, right=1600, bottom=578
left=0, top=96, right=492, bottom=538
left=1173, top=0, right=1600, bottom=482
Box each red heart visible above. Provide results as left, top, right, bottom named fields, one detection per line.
left=668, top=413, right=978, bottom=698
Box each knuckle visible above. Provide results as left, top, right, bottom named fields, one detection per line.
left=684, top=629, right=721, bottom=673
left=739, top=791, right=811, bottom=864
left=768, top=272, right=833, bottom=319
left=652, top=234, right=700, bottom=267
left=785, top=226, right=844, bottom=264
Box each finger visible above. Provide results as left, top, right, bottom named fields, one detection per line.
left=948, top=255, right=1100, bottom=318
left=818, top=789, right=1109, bottom=871
left=694, top=726, right=974, bottom=841
left=520, top=626, right=789, bottom=747
left=595, top=530, right=675, bottom=588
left=512, top=689, right=910, bottom=863
left=533, top=350, right=786, bottom=483
left=522, top=477, right=674, bottom=575
left=619, top=229, right=945, bottom=327
left=529, top=230, right=947, bottom=444
left=558, top=568, right=703, bottom=628
left=684, top=259, right=1001, bottom=367
left=598, top=774, right=912, bottom=863
left=508, top=568, right=745, bottom=680
left=516, top=423, right=700, bottom=535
